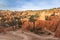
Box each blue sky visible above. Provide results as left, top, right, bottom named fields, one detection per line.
left=0, top=0, right=60, bottom=11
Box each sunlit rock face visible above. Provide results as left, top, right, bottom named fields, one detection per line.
left=55, top=24, right=60, bottom=38
left=0, top=8, right=60, bottom=21
left=21, top=15, right=60, bottom=38
left=0, top=8, right=60, bottom=38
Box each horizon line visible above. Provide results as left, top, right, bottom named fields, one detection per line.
left=0, top=7, right=60, bottom=11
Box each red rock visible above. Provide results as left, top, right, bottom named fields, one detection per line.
left=55, top=23, right=60, bottom=38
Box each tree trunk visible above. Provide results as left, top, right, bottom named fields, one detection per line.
left=33, top=21, right=36, bottom=33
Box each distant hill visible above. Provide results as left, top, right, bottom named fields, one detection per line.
left=0, top=8, right=60, bottom=21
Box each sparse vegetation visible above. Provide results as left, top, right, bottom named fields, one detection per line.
left=29, top=13, right=39, bottom=32
left=45, top=16, right=49, bottom=20
left=0, top=8, right=60, bottom=38
left=51, top=13, right=55, bottom=16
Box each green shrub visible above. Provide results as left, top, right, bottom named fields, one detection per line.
left=45, top=16, right=49, bottom=20
left=51, top=13, right=55, bottom=16
left=18, top=21, right=22, bottom=28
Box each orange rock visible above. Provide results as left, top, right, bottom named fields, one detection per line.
left=55, top=23, right=60, bottom=38
left=46, top=16, right=60, bottom=32
left=21, top=21, right=30, bottom=31
left=0, top=28, right=5, bottom=33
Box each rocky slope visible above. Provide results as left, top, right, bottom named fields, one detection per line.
left=0, top=8, right=60, bottom=21
left=0, top=8, right=60, bottom=39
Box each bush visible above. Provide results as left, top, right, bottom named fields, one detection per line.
left=18, top=21, right=22, bottom=28
left=51, top=13, right=55, bottom=16
left=29, top=13, right=39, bottom=22
left=45, top=16, right=49, bottom=20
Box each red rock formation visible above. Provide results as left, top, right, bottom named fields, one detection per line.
left=21, top=21, right=30, bottom=31
left=0, top=24, right=18, bottom=33
left=54, top=23, right=60, bottom=38
left=0, top=27, right=13, bottom=33
left=21, top=16, right=60, bottom=38
left=35, top=20, right=46, bottom=32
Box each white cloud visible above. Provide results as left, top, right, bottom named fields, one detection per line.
left=16, top=0, right=51, bottom=10
left=20, top=2, right=38, bottom=10
left=0, top=0, right=8, bottom=8
left=0, top=0, right=60, bottom=10
left=12, top=0, right=60, bottom=11
left=52, top=0, right=60, bottom=4
left=17, top=1, right=47, bottom=10
left=49, top=0, right=60, bottom=8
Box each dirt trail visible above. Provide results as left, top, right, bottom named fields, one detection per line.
left=0, top=29, right=59, bottom=40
